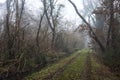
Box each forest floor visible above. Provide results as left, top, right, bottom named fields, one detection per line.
left=24, top=49, right=120, bottom=80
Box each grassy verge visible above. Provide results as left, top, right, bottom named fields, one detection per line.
left=91, top=54, right=119, bottom=80
left=24, top=50, right=81, bottom=80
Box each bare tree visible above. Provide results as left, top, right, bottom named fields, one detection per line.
left=5, top=0, right=14, bottom=59
left=68, top=0, right=105, bottom=52
left=106, top=0, right=114, bottom=48
left=36, top=11, right=45, bottom=49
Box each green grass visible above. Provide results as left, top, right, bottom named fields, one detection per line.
left=24, top=50, right=81, bottom=80
left=52, top=49, right=89, bottom=80
left=91, top=56, right=101, bottom=69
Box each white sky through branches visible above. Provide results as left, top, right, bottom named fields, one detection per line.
left=0, top=0, right=83, bottom=24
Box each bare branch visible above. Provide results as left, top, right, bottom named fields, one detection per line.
left=68, top=0, right=105, bottom=51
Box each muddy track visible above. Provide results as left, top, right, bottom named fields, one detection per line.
left=80, top=53, right=92, bottom=80
left=91, top=53, right=120, bottom=80
left=43, top=53, right=80, bottom=80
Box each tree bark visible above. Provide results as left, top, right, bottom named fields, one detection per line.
left=106, top=0, right=114, bottom=48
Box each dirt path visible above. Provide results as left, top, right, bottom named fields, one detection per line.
left=91, top=53, right=120, bottom=80
left=80, top=52, right=120, bottom=80
left=80, top=53, right=92, bottom=80
left=43, top=53, right=80, bottom=80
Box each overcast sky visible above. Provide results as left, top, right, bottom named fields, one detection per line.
left=26, top=0, right=84, bottom=25
left=0, top=0, right=83, bottom=21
